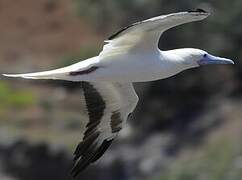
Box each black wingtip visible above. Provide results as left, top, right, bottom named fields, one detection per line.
left=188, top=8, right=208, bottom=13
left=71, top=162, right=88, bottom=178
left=71, top=139, right=114, bottom=178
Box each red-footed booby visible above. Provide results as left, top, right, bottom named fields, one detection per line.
left=3, top=9, right=234, bottom=177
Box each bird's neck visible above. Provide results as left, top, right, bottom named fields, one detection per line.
left=154, top=50, right=198, bottom=79
left=161, top=49, right=199, bottom=70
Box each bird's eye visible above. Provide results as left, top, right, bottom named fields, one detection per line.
left=203, top=54, right=207, bottom=58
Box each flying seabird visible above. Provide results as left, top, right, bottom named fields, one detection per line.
left=3, top=9, right=234, bottom=177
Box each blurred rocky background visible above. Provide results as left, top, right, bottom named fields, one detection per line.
left=0, top=0, right=242, bottom=180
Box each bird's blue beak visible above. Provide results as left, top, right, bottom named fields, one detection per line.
left=198, top=54, right=234, bottom=66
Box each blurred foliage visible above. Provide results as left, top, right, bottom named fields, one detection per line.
left=0, top=82, right=36, bottom=109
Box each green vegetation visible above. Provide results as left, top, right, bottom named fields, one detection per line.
left=0, top=81, right=36, bottom=109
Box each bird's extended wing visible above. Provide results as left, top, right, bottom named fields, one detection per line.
left=2, top=57, right=100, bottom=81
left=72, top=82, right=138, bottom=177
left=101, top=9, right=210, bottom=56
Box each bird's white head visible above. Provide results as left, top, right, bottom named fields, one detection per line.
left=170, top=48, right=234, bottom=70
